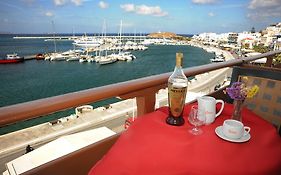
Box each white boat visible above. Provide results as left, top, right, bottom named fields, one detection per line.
left=109, top=53, right=125, bottom=61
left=210, top=54, right=225, bottom=62
left=141, top=39, right=155, bottom=45
left=50, top=53, right=66, bottom=61
left=138, top=45, right=148, bottom=50
left=73, top=37, right=103, bottom=48
left=44, top=54, right=51, bottom=60
left=98, top=56, right=117, bottom=65
left=108, top=51, right=136, bottom=61
left=87, top=56, right=95, bottom=62
left=62, top=50, right=74, bottom=55
left=66, top=55, right=80, bottom=61
left=79, top=56, right=88, bottom=63
left=0, top=53, right=24, bottom=64
left=121, top=52, right=136, bottom=60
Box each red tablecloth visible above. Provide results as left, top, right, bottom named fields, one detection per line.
left=89, top=103, right=281, bottom=175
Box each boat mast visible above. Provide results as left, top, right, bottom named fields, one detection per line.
left=52, top=20, right=57, bottom=53
left=72, top=27, right=76, bottom=50
left=119, top=20, right=123, bottom=53
left=102, top=19, right=106, bottom=38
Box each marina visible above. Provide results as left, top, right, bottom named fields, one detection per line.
left=0, top=35, right=214, bottom=133
left=13, top=35, right=147, bottom=40
left=2, top=33, right=191, bottom=64
left=0, top=36, right=234, bottom=173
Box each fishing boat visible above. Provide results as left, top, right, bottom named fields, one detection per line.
left=0, top=53, right=24, bottom=64
left=210, top=54, right=225, bottom=62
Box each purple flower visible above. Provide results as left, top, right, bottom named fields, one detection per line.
left=226, top=82, right=247, bottom=100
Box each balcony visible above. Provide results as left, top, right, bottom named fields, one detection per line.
left=0, top=50, right=280, bottom=175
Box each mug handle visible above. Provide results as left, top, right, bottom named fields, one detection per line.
left=215, top=99, right=225, bottom=118
left=243, top=126, right=251, bottom=136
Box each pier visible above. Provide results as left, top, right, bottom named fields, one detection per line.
left=13, top=35, right=148, bottom=40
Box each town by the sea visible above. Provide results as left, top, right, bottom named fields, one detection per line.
left=0, top=34, right=214, bottom=134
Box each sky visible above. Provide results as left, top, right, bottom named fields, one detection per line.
left=0, top=0, right=280, bottom=34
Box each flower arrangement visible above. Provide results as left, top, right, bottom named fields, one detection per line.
left=226, top=77, right=259, bottom=100
left=226, top=77, right=259, bottom=121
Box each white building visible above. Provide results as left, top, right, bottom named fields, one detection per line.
left=261, top=23, right=281, bottom=46
left=274, top=38, right=281, bottom=50
left=237, top=32, right=261, bottom=48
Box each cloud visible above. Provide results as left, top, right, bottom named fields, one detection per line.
left=136, top=5, right=168, bottom=17
left=45, top=11, right=54, bottom=17
left=248, top=0, right=279, bottom=9
left=99, top=1, right=109, bottom=9
left=120, top=4, right=168, bottom=17
left=208, top=12, right=215, bottom=17
left=53, top=0, right=83, bottom=6
left=54, top=0, right=66, bottom=6
left=71, top=0, right=83, bottom=6
left=192, top=0, right=218, bottom=5
left=247, top=0, right=281, bottom=20
left=120, top=4, right=135, bottom=12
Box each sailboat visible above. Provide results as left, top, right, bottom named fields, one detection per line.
left=110, top=20, right=137, bottom=62
left=96, top=20, right=117, bottom=65
left=45, top=21, right=66, bottom=61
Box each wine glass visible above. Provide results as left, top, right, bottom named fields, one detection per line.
left=188, top=105, right=205, bottom=135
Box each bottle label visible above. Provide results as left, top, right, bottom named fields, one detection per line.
left=168, top=84, right=187, bottom=117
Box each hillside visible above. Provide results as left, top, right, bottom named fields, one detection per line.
left=148, top=32, right=178, bottom=38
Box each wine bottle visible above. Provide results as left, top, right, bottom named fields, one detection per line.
left=166, top=53, right=188, bottom=126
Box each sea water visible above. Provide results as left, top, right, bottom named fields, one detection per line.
left=0, top=34, right=214, bottom=134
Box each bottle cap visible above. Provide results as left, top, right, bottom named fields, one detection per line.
left=176, top=53, right=183, bottom=67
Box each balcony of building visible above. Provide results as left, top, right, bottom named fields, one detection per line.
left=0, top=50, right=280, bottom=175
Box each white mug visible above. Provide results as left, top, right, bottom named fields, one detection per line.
left=222, top=119, right=250, bottom=139
left=197, top=96, right=224, bottom=124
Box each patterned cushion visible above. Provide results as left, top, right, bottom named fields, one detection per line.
left=240, top=75, right=281, bottom=129
left=230, top=66, right=281, bottom=132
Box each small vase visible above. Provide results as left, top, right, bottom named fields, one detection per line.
left=232, top=99, right=244, bottom=122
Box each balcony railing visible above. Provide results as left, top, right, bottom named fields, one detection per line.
left=0, top=50, right=280, bottom=128
left=0, top=50, right=281, bottom=175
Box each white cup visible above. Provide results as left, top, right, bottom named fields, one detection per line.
left=197, top=96, right=224, bottom=125
left=222, top=119, right=251, bottom=139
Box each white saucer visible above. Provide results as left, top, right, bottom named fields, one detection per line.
left=215, top=126, right=251, bottom=143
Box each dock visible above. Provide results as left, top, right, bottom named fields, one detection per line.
left=13, top=35, right=148, bottom=41
left=23, top=55, right=36, bottom=60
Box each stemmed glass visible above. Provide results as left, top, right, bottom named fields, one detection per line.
left=188, top=105, right=205, bottom=135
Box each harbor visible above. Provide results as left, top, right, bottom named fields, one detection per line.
left=2, top=32, right=192, bottom=64
left=0, top=40, right=234, bottom=173
left=13, top=35, right=147, bottom=40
